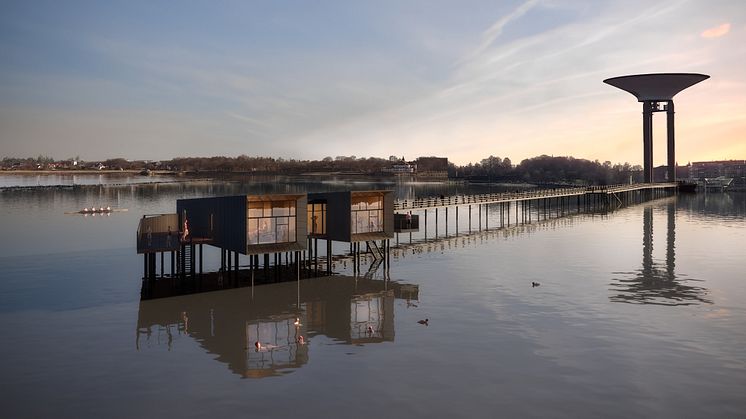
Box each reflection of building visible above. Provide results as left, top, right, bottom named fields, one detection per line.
left=136, top=276, right=418, bottom=378
left=610, top=203, right=710, bottom=306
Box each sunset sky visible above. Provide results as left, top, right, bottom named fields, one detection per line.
left=0, top=0, right=744, bottom=165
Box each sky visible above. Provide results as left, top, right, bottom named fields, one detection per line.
left=0, top=0, right=744, bottom=165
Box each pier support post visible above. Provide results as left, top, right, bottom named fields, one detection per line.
left=485, top=204, right=488, bottom=230
left=445, top=207, right=448, bottom=236
left=327, top=240, right=332, bottom=275
left=424, top=210, right=428, bottom=241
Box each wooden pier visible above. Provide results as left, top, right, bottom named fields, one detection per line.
left=391, top=182, right=678, bottom=244
left=394, top=183, right=678, bottom=211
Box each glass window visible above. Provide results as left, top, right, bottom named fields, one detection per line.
left=247, top=199, right=298, bottom=245
left=273, top=202, right=290, bottom=217
left=351, top=195, right=384, bottom=234
left=288, top=220, right=296, bottom=242
left=258, top=218, right=275, bottom=244
left=247, top=219, right=259, bottom=245
left=248, top=202, right=263, bottom=218
left=277, top=223, right=289, bottom=243
left=307, top=203, right=326, bottom=235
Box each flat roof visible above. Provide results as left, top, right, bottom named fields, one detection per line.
left=603, top=73, right=709, bottom=101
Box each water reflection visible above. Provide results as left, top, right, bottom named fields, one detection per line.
left=610, top=201, right=711, bottom=306
left=136, top=276, right=419, bottom=378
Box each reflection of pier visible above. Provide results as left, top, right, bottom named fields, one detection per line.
left=136, top=276, right=419, bottom=378
left=610, top=201, right=711, bottom=306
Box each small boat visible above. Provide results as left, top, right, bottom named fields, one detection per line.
left=65, top=206, right=128, bottom=215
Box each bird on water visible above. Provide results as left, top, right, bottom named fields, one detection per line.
left=417, top=318, right=429, bottom=325
left=532, top=282, right=541, bottom=287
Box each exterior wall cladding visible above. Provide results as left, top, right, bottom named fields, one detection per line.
left=177, top=194, right=308, bottom=255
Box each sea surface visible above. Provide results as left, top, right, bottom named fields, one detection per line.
left=0, top=176, right=744, bottom=418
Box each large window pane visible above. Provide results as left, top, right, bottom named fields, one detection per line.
left=273, top=203, right=290, bottom=217
left=247, top=219, right=259, bottom=245
left=277, top=223, right=288, bottom=243
left=351, top=195, right=384, bottom=234
left=258, top=218, right=275, bottom=244
left=248, top=203, right=263, bottom=218
left=249, top=199, right=297, bottom=244
left=289, top=220, right=296, bottom=242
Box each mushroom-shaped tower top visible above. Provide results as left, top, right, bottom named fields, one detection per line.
left=603, top=73, right=709, bottom=101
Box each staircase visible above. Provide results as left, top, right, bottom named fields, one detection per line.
left=365, top=240, right=385, bottom=260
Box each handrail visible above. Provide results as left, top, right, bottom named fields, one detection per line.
left=394, top=183, right=678, bottom=210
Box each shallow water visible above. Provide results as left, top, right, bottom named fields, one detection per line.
left=0, top=179, right=744, bottom=418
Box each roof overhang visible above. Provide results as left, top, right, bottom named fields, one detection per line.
left=603, top=73, right=709, bottom=101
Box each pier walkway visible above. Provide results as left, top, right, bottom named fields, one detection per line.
left=394, top=182, right=679, bottom=211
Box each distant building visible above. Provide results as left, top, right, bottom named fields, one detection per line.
left=689, top=160, right=746, bottom=179
left=653, top=164, right=689, bottom=182
left=383, top=162, right=416, bottom=174
left=415, top=157, right=449, bottom=178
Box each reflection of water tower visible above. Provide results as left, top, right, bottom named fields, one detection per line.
left=610, top=202, right=710, bottom=305
left=604, top=73, right=709, bottom=183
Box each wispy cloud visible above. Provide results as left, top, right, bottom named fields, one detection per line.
left=456, top=0, right=540, bottom=66
left=1, top=0, right=744, bottom=164
left=700, top=23, right=731, bottom=39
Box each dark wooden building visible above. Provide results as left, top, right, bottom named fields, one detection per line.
left=176, top=193, right=308, bottom=255
left=307, top=190, right=394, bottom=242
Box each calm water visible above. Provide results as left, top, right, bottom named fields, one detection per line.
left=0, top=172, right=178, bottom=188
left=0, top=177, right=744, bottom=418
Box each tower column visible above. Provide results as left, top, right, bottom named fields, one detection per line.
left=666, top=100, right=676, bottom=182
left=642, top=101, right=654, bottom=183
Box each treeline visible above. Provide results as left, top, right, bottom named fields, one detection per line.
left=455, top=155, right=642, bottom=185
left=2, top=153, right=643, bottom=184
left=169, top=155, right=392, bottom=173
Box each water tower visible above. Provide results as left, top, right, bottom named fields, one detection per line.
left=604, top=73, right=709, bottom=183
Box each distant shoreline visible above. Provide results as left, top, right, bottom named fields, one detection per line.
left=0, top=169, right=174, bottom=175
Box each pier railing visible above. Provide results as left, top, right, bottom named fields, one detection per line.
left=394, top=183, right=678, bottom=211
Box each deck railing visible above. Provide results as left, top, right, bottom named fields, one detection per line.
left=394, top=183, right=678, bottom=211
